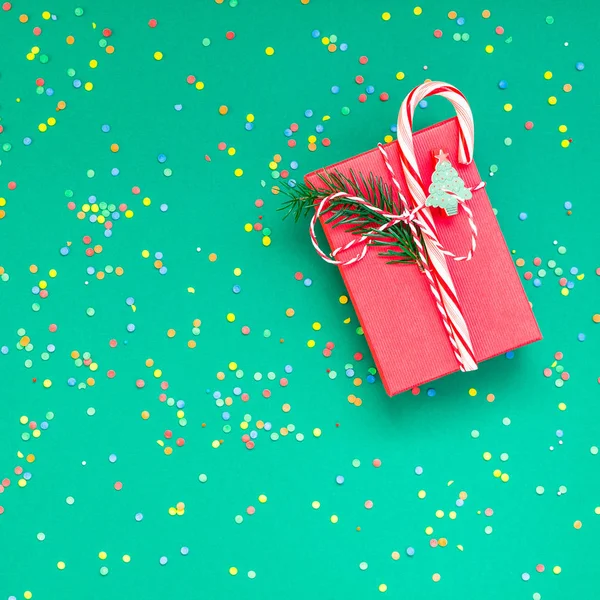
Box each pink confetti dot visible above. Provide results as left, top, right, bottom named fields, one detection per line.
left=160, top=381, right=169, bottom=390
left=561, top=372, right=570, bottom=381
left=255, top=199, right=264, bottom=207
left=241, top=325, right=250, bottom=335
left=433, top=29, right=443, bottom=38
left=355, top=75, right=364, bottom=84
left=218, top=142, right=227, bottom=151
left=136, top=379, right=145, bottom=388
left=246, top=506, right=256, bottom=515
left=372, top=458, right=382, bottom=468
left=379, top=92, right=389, bottom=101
left=131, top=186, right=141, bottom=195
left=525, top=121, right=534, bottom=130
left=554, top=351, right=563, bottom=360
left=323, top=348, right=332, bottom=357
left=485, top=507, right=494, bottom=516
left=543, top=368, right=552, bottom=377
left=358, top=93, right=367, bottom=103
left=536, top=564, right=545, bottom=573
left=496, top=25, right=504, bottom=34
left=533, top=257, right=542, bottom=266
left=364, top=500, right=374, bottom=509
left=107, top=370, right=116, bottom=378
left=290, top=123, right=299, bottom=132
left=430, top=539, right=438, bottom=547
left=114, top=481, right=123, bottom=491
left=359, top=56, right=368, bottom=65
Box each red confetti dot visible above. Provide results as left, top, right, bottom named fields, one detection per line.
left=186, top=75, right=196, bottom=84
left=379, top=92, right=389, bottom=102
left=524, top=271, right=533, bottom=280
left=287, top=139, right=296, bottom=148
left=246, top=505, right=256, bottom=514
left=355, top=75, right=364, bottom=84
left=0, top=506, right=4, bottom=515
left=358, top=93, right=367, bottom=103
left=164, top=430, right=173, bottom=439
left=354, top=352, right=363, bottom=361
left=241, top=392, right=250, bottom=401
left=29, top=422, right=37, bottom=430
left=533, top=257, right=542, bottom=266
left=14, top=466, right=23, bottom=475
left=35, top=78, right=44, bottom=86
left=323, top=348, right=332, bottom=357
left=176, top=438, right=185, bottom=447
left=2, top=2, right=12, bottom=11
left=109, top=339, right=117, bottom=347
left=290, top=123, right=299, bottom=132
left=102, top=28, right=112, bottom=37
left=1, top=478, right=10, bottom=487
left=554, top=351, right=563, bottom=360
left=246, top=441, right=255, bottom=450
left=131, top=186, right=140, bottom=195
left=39, top=290, right=48, bottom=299
left=114, top=481, right=123, bottom=491
left=7, top=181, right=16, bottom=190
left=160, top=381, right=169, bottom=390
left=359, top=55, right=368, bottom=64
left=536, top=564, right=545, bottom=573
left=148, top=18, right=157, bottom=28
left=135, top=379, right=145, bottom=388
left=85, top=248, right=94, bottom=257
left=119, top=203, right=128, bottom=211
left=543, top=368, right=552, bottom=377
left=262, top=389, right=271, bottom=398
left=225, top=31, right=235, bottom=40
left=596, top=267, right=600, bottom=276
left=525, top=121, right=534, bottom=130
left=0, top=125, right=3, bottom=133
left=49, top=323, right=57, bottom=332
left=255, top=199, right=264, bottom=207
left=495, top=25, right=504, bottom=35
left=242, top=434, right=250, bottom=443
left=561, top=372, right=570, bottom=381
left=107, top=370, right=116, bottom=378
left=158, top=393, right=167, bottom=402
left=412, top=387, right=421, bottom=395
left=279, top=378, right=288, bottom=387
left=280, top=169, right=289, bottom=178
left=322, top=138, right=331, bottom=147
left=254, top=222, right=263, bottom=231
left=558, top=277, right=567, bottom=286
left=33, top=26, right=41, bottom=35
left=83, top=235, right=92, bottom=244
left=433, top=29, right=443, bottom=38
left=241, top=325, right=250, bottom=335
left=294, top=272, right=303, bottom=280
left=372, top=458, right=382, bottom=468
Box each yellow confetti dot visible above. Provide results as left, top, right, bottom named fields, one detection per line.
left=233, top=267, right=242, bottom=276
left=42, top=379, right=52, bottom=388
left=211, top=440, right=220, bottom=448
left=39, top=123, right=48, bottom=132
left=312, top=500, right=320, bottom=509
left=330, top=514, right=338, bottom=524
left=154, top=51, right=163, bottom=61
left=493, top=469, right=502, bottom=478
left=544, top=71, right=553, bottom=80
left=594, top=506, right=600, bottom=515
left=503, top=103, right=512, bottom=112
left=483, top=452, right=492, bottom=461
left=384, top=134, right=393, bottom=143
left=553, top=566, right=562, bottom=575
left=258, top=494, right=267, bottom=503
left=449, top=511, right=457, bottom=519
left=24, top=593, right=32, bottom=600
left=378, top=584, right=388, bottom=592
left=312, top=322, right=321, bottom=331
left=244, top=223, right=252, bottom=232
left=561, top=288, right=569, bottom=296
left=482, top=9, right=491, bottom=18
left=234, top=168, right=243, bottom=177
left=432, top=573, right=441, bottom=582
left=413, top=6, right=422, bottom=16
left=42, top=10, right=51, bottom=19
left=122, top=555, right=131, bottom=563
left=548, top=96, right=557, bottom=105
left=226, top=313, right=235, bottom=322
left=229, top=567, right=238, bottom=576
left=561, top=140, right=570, bottom=148
left=382, top=12, right=391, bottom=20
left=90, top=59, right=98, bottom=68
left=425, top=526, right=433, bottom=535
left=57, top=561, right=65, bottom=570
left=262, top=236, right=271, bottom=247
left=500, top=473, right=509, bottom=482
left=574, top=520, right=582, bottom=529
left=265, top=47, right=275, bottom=56
left=339, top=295, right=348, bottom=304
left=307, top=339, right=315, bottom=348
left=418, top=490, right=426, bottom=499
left=485, top=45, right=494, bottom=54
left=99, top=551, right=107, bottom=560
left=321, top=36, right=330, bottom=45
left=84, top=82, right=93, bottom=91
left=558, top=402, right=567, bottom=410
left=142, top=249, right=150, bottom=258
left=468, top=388, right=477, bottom=396
left=47, top=117, right=56, bottom=126
left=435, top=510, right=444, bottom=518
left=246, top=114, right=255, bottom=122
left=558, top=125, right=568, bottom=134
left=141, top=410, right=150, bottom=420
left=396, top=71, right=405, bottom=80
left=195, top=81, right=204, bottom=90
left=313, top=427, right=322, bottom=437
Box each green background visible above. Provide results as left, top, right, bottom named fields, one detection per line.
left=1, top=1, right=599, bottom=599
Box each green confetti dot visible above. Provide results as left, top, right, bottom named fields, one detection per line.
left=558, top=245, right=567, bottom=254
left=271, top=170, right=280, bottom=179
left=461, top=33, right=470, bottom=41
left=538, top=269, right=547, bottom=278
left=234, top=515, right=243, bottom=523
left=330, top=34, right=337, bottom=43
left=105, top=265, right=114, bottom=274
left=263, top=329, right=271, bottom=338
left=39, top=54, right=49, bottom=64
left=2, top=143, right=12, bottom=152
left=352, top=459, right=361, bottom=468
left=229, top=0, right=238, bottom=6
left=65, top=189, right=74, bottom=198
left=223, top=424, right=232, bottom=433
left=99, top=39, right=107, bottom=48
left=505, top=36, right=513, bottom=44
left=554, top=267, right=563, bottom=276
left=555, top=379, right=564, bottom=388
left=490, top=164, right=498, bottom=173
left=32, top=303, right=40, bottom=312
left=87, top=407, right=96, bottom=416
left=341, top=107, right=350, bottom=116
left=36, top=86, right=44, bottom=95
left=22, top=432, right=31, bottom=441
left=46, top=411, right=54, bottom=420
left=100, top=566, right=109, bottom=576
left=87, top=169, right=95, bottom=178
left=67, top=68, right=76, bottom=77
left=202, top=38, right=211, bottom=47
left=453, top=33, right=461, bottom=41
left=546, top=16, right=554, bottom=24
left=198, top=474, right=208, bottom=483
left=163, top=168, right=173, bottom=177
left=328, top=371, right=337, bottom=379
left=547, top=259, right=556, bottom=268
left=270, top=432, right=279, bottom=441
left=74, top=7, right=84, bottom=16
left=86, top=307, right=95, bottom=316
left=504, top=137, right=512, bottom=146
left=263, top=228, right=271, bottom=236
left=356, top=327, right=364, bottom=335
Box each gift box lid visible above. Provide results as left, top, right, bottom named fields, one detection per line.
left=305, top=116, right=542, bottom=396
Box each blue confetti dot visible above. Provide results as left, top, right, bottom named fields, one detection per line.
left=498, top=80, right=508, bottom=89
left=222, top=412, right=230, bottom=421
left=245, top=122, right=253, bottom=131
left=331, top=85, right=340, bottom=94
left=60, top=247, right=69, bottom=256
left=305, top=109, right=313, bottom=118
left=304, top=278, right=312, bottom=287
left=419, top=100, right=428, bottom=109
left=23, top=137, right=32, bottom=146
left=174, top=104, right=183, bottom=111
left=177, top=400, right=185, bottom=408
left=576, top=61, right=585, bottom=71
left=109, top=453, right=117, bottom=463
left=111, top=167, right=119, bottom=176
left=315, top=124, right=324, bottom=133
left=284, top=128, right=293, bottom=137
left=566, top=281, right=574, bottom=289
left=126, top=297, right=135, bottom=306
left=345, top=369, right=355, bottom=377
left=533, top=278, right=542, bottom=287
left=159, top=557, right=168, bottom=566
left=415, top=466, right=423, bottom=475
left=284, top=364, right=293, bottom=373
left=390, top=124, right=397, bottom=133
left=519, top=212, right=528, bottom=221
left=67, top=377, right=76, bottom=386
left=366, top=85, right=375, bottom=94
left=505, top=351, right=515, bottom=359
left=159, top=266, right=167, bottom=275
left=135, top=513, right=144, bottom=522
left=180, top=547, right=189, bottom=556
left=73, top=79, right=82, bottom=88
left=101, top=124, right=110, bottom=132
left=577, top=333, right=586, bottom=342
left=127, top=323, right=136, bottom=332
left=46, top=88, right=54, bottom=96
left=427, top=388, right=436, bottom=397
left=564, top=201, right=572, bottom=210
left=290, top=161, right=298, bottom=170
left=569, top=266, right=578, bottom=275
left=336, top=475, right=344, bottom=485
left=250, top=430, right=258, bottom=439
left=157, top=154, right=167, bottom=163
left=311, top=29, right=320, bottom=38
left=406, top=547, right=415, bottom=557
left=340, top=43, right=348, bottom=51
left=457, top=16, right=465, bottom=25
left=366, top=374, right=375, bottom=383
left=160, top=204, right=168, bottom=212
left=233, top=387, right=242, bottom=395
left=232, top=284, right=241, bottom=294
left=40, top=421, right=49, bottom=430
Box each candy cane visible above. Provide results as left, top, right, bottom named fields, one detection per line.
left=397, top=82, right=478, bottom=371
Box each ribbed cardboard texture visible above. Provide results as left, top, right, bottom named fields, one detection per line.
left=305, top=117, right=542, bottom=396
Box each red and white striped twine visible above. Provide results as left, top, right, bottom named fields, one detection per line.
left=309, top=82, right=485, bottom=372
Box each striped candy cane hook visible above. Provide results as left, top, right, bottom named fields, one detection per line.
left=396, top=82, right=478, bottom=372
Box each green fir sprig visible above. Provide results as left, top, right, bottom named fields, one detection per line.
left=279, top=169, right=423, bottom=266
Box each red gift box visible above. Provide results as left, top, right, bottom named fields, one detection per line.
left=303, top=82, right=541, bottom=396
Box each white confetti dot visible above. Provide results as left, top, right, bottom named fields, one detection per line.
left=536, top=486, right=545, bottom=495
left=359, top=561, right=368, bottom=571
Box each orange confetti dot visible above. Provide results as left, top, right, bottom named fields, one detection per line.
left=141, top=411, right=150, bottom=420
left=66, top=35, right=75, bottom=44
left=29, top=264, right=38, bottom=273
left=187, top=340, right=196, bottom=349
left=448, top=10, right=457, bottom=19
left=106, top=45, right=115, bottom=54
left=20, top=336, right=30, bottom=346
left=115, top=266, right=124, bottom=276
left=96, top=271, right=105, bottom=280
left=193, top=318, right=201, bottom=327
left=592, top=314, right=600, bottom=324
left=154, top=260, right=163, bottom=269
left=57, top=100, right=66, bottom=110
left=219, top=105, right=228, bottom=115
left=19, top=13, right=28, bottom=22
left=328, top=44, right=336, bottom=52
left=482, top=9, right=491, bottom=18
left=282, top=403, right=291, bottom=412
left=285, top=308, right=295, bottom=317
left=574, top=520, right=582, bottom=529
left=563, top=84, right=572, bottom=93
left=110, top=143, right=119, bottom=152
left=167, top=329, right=176, bottom=338
left=208, top=253, right=217, bottom=262
left=486, top=393, right=495, bottom=402
left=0, top=210, right=5, bottom=219
left=164, top=447, right=173, bottom=455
